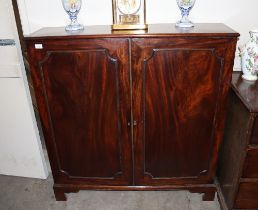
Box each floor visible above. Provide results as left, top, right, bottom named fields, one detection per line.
left=0, top=174, right=221, bottom=210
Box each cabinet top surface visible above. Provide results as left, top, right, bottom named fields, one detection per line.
left=232, top=73, right=258, bottom=113
left=25, top=23, right=239, bottom=40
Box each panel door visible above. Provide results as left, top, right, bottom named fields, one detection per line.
left=132, top=37, right=236, bottom=185
left=26, top=38, right=132, bottom=185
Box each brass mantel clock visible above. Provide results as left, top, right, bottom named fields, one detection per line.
left=112, top=0, right=147, bottom=30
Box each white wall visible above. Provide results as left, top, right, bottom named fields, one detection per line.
left=0, top=0, right=48, bottom=179
left=17, top=0, right=258, bottom=68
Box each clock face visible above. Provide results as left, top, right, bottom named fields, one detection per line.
left=117, top=0, right=141, bottom=15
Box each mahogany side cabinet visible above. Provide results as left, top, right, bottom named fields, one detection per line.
left=218, top=73, right=258, bottom=210
left=24, top=24, right=239, bottom=201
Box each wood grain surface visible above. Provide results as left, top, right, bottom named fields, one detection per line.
left=131, top=37, right=238, bottom=186
left=25, top=24, right=239, bottom=201
left=27, top=38, right=133, bottom=186
left=217, top=73, right=258, bottom=210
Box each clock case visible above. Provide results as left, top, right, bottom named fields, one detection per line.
left=112, top=0, right=147, bottom=30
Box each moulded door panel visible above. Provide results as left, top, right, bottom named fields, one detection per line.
left=27, top=38, right=133, bottom=185
left=132, top=37, right=233, bottom=185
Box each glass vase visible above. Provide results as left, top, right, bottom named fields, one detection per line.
left=176, top=0, right=196, bottom=28
left=62, top=0, right=84, bottom=31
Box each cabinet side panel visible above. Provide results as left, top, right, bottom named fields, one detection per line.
left=217, top=90, right=250, bottom=209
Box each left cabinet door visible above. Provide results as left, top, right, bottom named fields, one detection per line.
left=26, top=38, right=133, bottom=186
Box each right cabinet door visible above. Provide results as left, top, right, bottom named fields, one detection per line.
left=132, top=37, right=234, bottom=185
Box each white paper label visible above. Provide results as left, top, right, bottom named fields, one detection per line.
left=35, top=44, right=43, bottom=49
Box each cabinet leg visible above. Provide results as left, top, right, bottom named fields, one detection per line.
left=202, top=190, right=216, bottom=201
left=53, top=187, right=67, bottom=201
left=190, top=187, right=216, bottom=201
